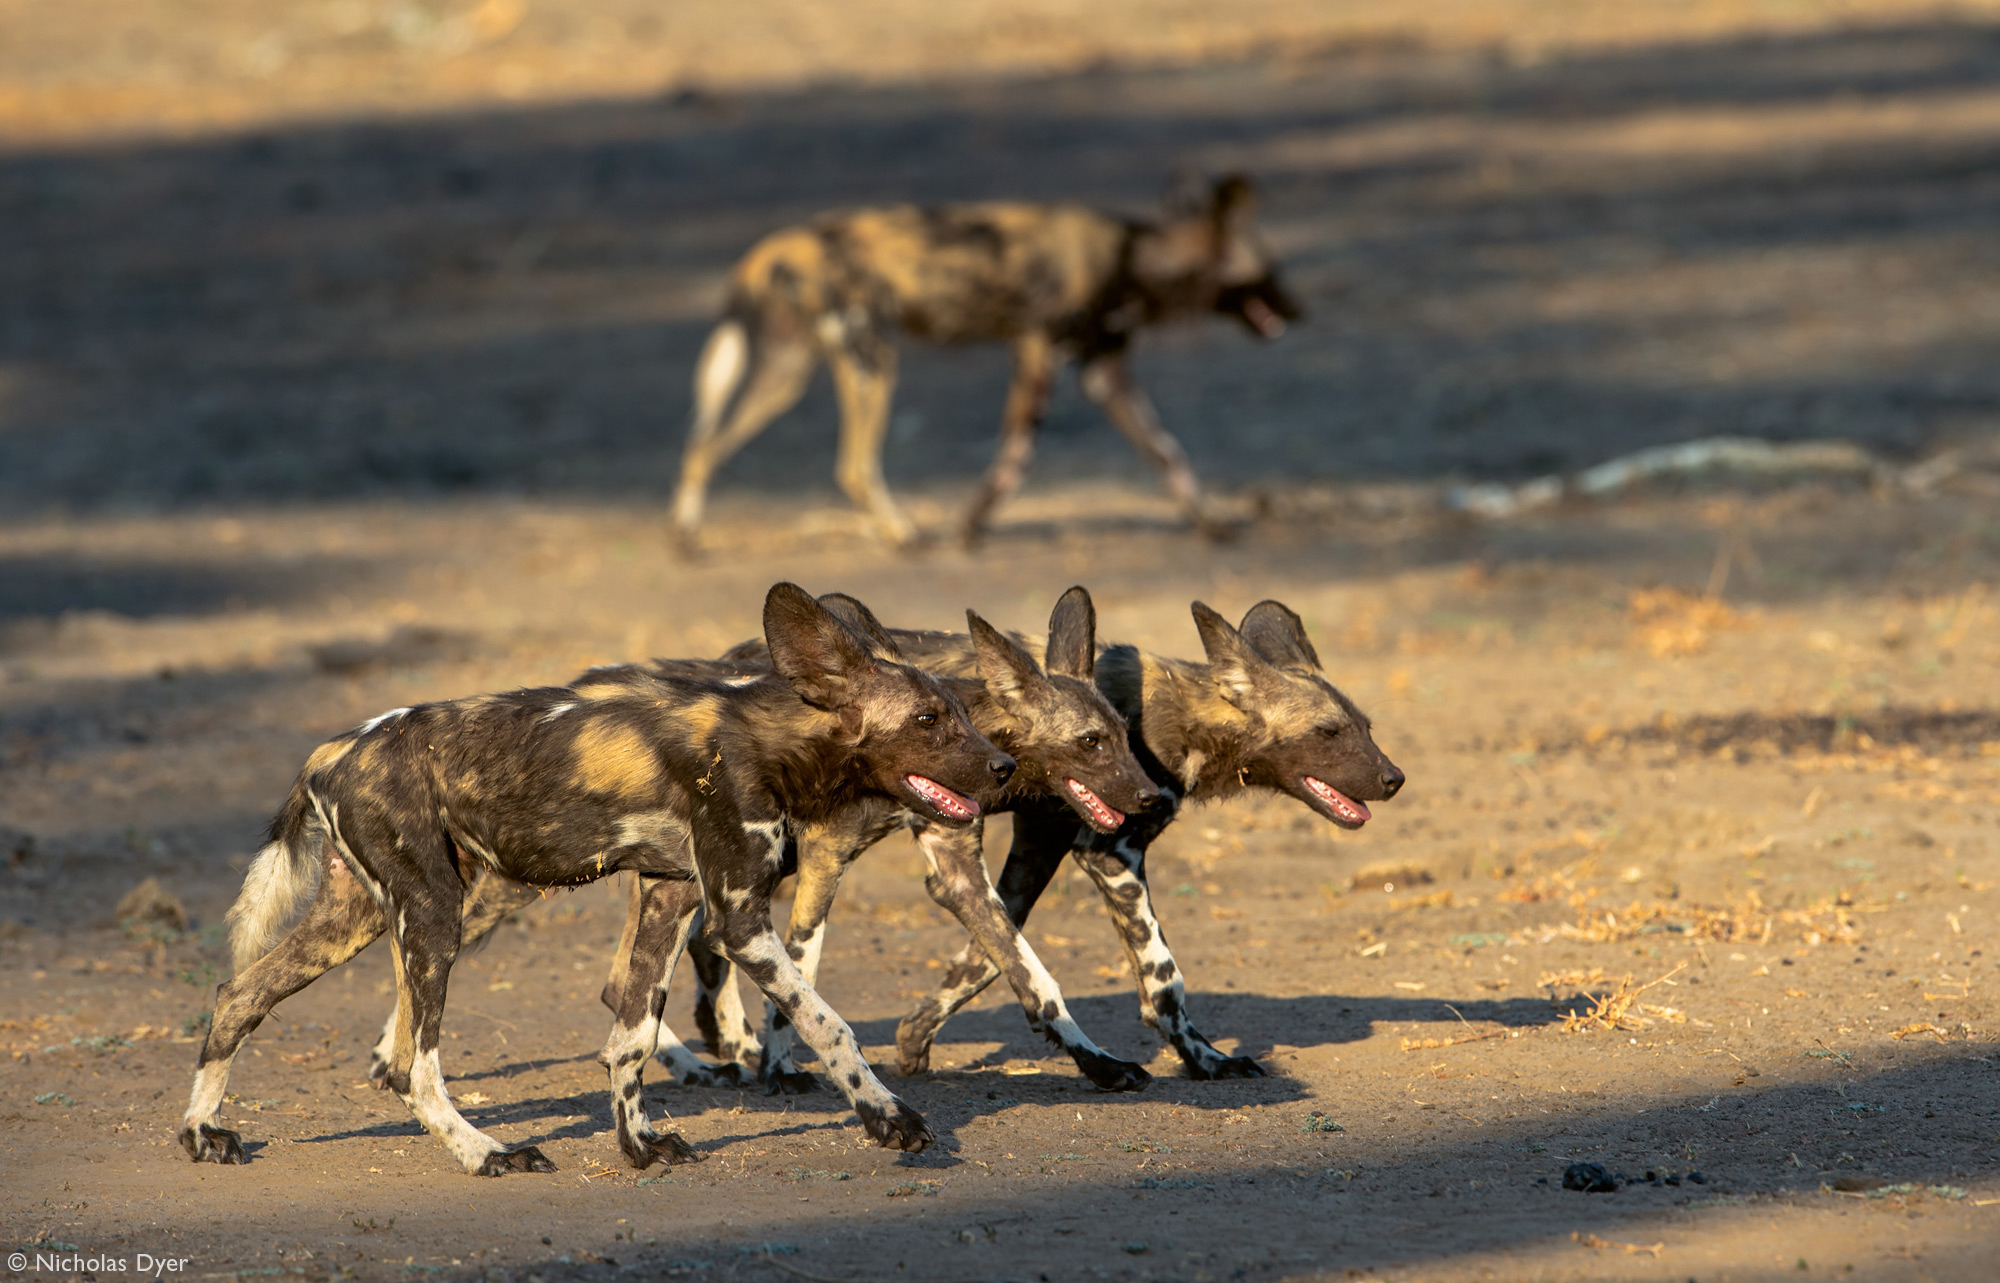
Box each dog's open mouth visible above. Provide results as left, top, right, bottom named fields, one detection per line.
left=1243, top=296, right=1287, bottom=338
left=1304, top=776, right=1370, bottom=827
left=1064, top=778, right=1126, bottom=832
left=906, top=774, right=980, bottom=821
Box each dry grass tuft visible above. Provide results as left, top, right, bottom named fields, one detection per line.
left=1573, top=1232, right=1664, bottom=1257
left=1559, top=889, right=1873, bottom=947
left=1556, top=964, right=1688, bottom=1033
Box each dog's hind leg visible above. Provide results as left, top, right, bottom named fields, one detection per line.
left=598, top=875, right=706, bottom=1169
left=827, top=333, right=916, bottom=546
left=181, top=857, right=385, bottom=1164
left=895, top=808, right=1072, bottom=1074
left=962, top=333, right=1054, bottom=545
left=1072, top=829, right=1263, bottom=1080
left=1080, top=352, right=1228, bottom=540
left=390, top=881, right=554, bottom=1176
left=671, top=325, right=817, bottom=551
left=912, top=821, right=1149, bottom=1091
left=370, top=870, right=536, bottom=1089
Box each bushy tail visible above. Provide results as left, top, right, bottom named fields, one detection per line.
left=225, top=783, right=324, bottom=973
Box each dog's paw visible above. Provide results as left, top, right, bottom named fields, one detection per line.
left=760, top=1069, right=820, bottom=1097
left=474, top=1145, right=556, bottom=1177
left=365, top=1054, right=395, bottom=1091
left=1073, top=1049, right=1152, bottom=1092
left=622, top=1128, right=703, bottom=1169
left=180, top=1123, right=245, bottom=1165
left=894, top=1015, right=940, bottom=1076
left=672, top=1060, right=745, bottom=1089
left=856, top=1100, right=933, bottom=1153
left=1186, top=1054, right=1266, bottom=1081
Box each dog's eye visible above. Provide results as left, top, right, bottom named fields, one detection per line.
left=916, top=712, right=938, bottom=727
left=1320, top=724, right=1344, bottom=739
left=1079, top=734, right=1101, bottom=751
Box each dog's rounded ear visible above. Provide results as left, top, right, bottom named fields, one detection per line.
left=816, top=591, right=902, bottom=661
left=1237, top=599, right=1321, bottom=670
left=1045, top=586, right=1097, bottom=682
left=968, top=610, right=1049, bottom=707
left=1191, top=600, right=1280, bottom=710
left=764, top=582, right=875, bottom=709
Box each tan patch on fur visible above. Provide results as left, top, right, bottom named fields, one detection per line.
left=571, top=721, right=659, bottom=797
left=302, top=735, right=357, bottom=775
left=677, top=695, right=722, bottom=750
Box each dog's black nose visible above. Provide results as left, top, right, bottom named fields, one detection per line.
left=989, top=754, right=1016, bottom=786
left=1380, top=765, right=1405, bottom=798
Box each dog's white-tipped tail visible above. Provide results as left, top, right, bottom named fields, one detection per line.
left=692, top=320, right=748, bottom=440
left=225, top=839, right=320, bottom=973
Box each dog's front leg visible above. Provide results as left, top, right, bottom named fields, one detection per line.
left=1073, top=831, right=1264, bottom=1080
left=596, top=875, right=705, bottom=1169
left=913, top=822, right=1149, bottom=1091
left=896, top=806, right=1071, bottom=1074
left=706, top=856, right=930, bottom=1152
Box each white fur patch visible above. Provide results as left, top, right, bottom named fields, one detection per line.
left=358, top=707, right=411, bottom=736
left=696, top=321, right=748, bottom=420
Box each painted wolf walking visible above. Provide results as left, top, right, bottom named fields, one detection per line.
left=181, top=585, right=1010, bottom=1175
left=670, top=175, right=1301, bottom=550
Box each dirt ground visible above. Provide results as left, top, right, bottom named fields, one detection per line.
left=6, top=3, right=2000, bottom=1281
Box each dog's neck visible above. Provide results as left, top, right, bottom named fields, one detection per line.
left=1096, top=645, right=1260, bottom=801
left=709, top=678, right=884, bottom=827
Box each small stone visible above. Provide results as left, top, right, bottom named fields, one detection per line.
left=1562, top=1162, right=1618, bottom=1193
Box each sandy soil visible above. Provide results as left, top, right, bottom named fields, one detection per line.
left=6, top=4, right=2000, bottom=1281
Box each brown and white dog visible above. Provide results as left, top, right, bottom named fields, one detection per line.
left=670, top=175, right=1301, bottom=550
left=180, top=584, right=1011, bottom=1175
left=363, top=588, right=1167, bottom=1097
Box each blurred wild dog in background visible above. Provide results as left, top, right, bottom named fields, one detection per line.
left=670, top=174, right=1301, bottom=550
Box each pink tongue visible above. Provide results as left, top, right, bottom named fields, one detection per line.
left=1308, top=777, right=1370, bottom=822
left=1067, top=780, right=1125, bottom=828
left=907, top=774, right=978, bottom=818
left=1245, top=297, right=1286, bottom=337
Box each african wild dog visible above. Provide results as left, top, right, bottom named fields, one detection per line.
left=867, top=599, right=1404, bottom=1079
left=180, top=584, right=1012, bottom=1175
left=368, top=588, right=1165, bottom=1096
left=669, top=174, right=1301, bottom=551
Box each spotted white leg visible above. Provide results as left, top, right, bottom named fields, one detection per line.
left=896, top=811, right=1073, bottom=1074
left=756, top=919, right=825, bottom=1087
left=1074, top=842, right=1263, bottom=1080
left=910, top=824, right=1148, bottom=1090
left=598, top=876, right=706, bottom=1168
left=723, top=926, right=931, bottom=1150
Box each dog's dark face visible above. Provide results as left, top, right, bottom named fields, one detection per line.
left=1193, top=600, right=1403, bottom=831
left=1152, top=174, right=1303, bottom=340
left=970, top=588, right=1159, bottom=834
left=765, top=584, right=1014, bottom=827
